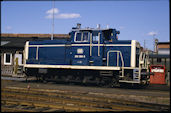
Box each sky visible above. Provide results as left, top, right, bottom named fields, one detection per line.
left=1, top=0, right=170, bottom=51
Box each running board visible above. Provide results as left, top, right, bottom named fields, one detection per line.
left=24, top=64, right=121, bottom=71
left=119, top=80, right=140, bottom=83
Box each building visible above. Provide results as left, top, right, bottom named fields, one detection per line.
left=157, top=42, right=170, bottom=55
left=1, top=33, right=69, bottom=77
left=149, top=41, right=170, bottom=86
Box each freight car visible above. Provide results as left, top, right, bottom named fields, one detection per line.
left=23, top=24, right=151, bottom=87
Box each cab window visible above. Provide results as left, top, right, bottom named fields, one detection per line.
left=93, top=35, right=99, bottom=42
left=75, top=32, right=89, bottom=42
left=75, top=32, right=82, bottom=41
left=82, top=32, right=89, bottom=42
left=92, top=32, right=99, bottom=42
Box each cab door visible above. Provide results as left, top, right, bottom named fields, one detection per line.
left=89, top=32, right=103, bottom=66
left=71, top=31, right=90, bottom=65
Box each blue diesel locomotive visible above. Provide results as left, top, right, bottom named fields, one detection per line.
left=24, top=24, right=151, bottom=87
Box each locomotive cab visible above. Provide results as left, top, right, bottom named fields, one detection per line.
left=69, top=26, right=121, bottom=66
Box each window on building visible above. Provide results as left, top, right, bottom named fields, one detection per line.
left=157, top=58, right=161, bottom=63
left=4, top=53, right=12, bottom=65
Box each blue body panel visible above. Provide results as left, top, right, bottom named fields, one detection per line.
left=105, top=46, right=131, bottom=67
left=27, top=42, right=132, bottom=67
left=71, top=46, right=90, bottom=65
left=29, top=39, right=68, bottom=45
left=26, top=28, right=137, bottom=68
left=28, top=47, right=37, bottom=60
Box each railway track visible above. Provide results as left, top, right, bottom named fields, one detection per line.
left=2, top=76, right=170, bottom=92
left=1, top=87, right=169, bottom=112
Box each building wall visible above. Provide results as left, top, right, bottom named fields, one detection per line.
left=157, top=43, right=170, bottom=55
left=158, top=48, right=170, bottom=55
left=158, top=44, right=170, bottom=49
left=1, top=48, right=24, bottom=76
left=1, top=49, right=15, bottom=76
left=150, top=57, right=170, bottom=72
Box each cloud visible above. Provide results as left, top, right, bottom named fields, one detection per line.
left=147, top=31, right=158, bottom=36
left=5, top=26, right=12, bottom=30
left=55, top=13, right=81, bottom=19
left=46, top=14, right=53, bottom=19
left=45, top=8, right=81, bottom=19
left=46, top=8, right=59, bottom=14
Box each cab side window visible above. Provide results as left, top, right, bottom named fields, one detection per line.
left=92, top=32, right=99, bottom=42
left=93, top=35, right=99, bottom=42
left=75, top=32, right=89, bottom=42
left=82, top=32, right=89, bottom=42
left=75, top=32, right=82, bottom=41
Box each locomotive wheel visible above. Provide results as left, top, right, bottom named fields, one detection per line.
left=36, top=75, right=47, bottom=83
left=99, top=77, right=119, bottom=88
left=99, top=77, right=112, bottom=88
left=95, top=77, right=100, bottom=85
left=110, top=78, right=120, bottom=87
left=36, top=75, right=40, bottom=82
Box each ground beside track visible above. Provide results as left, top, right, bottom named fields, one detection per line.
left=1, top=76, right=170, bottom=106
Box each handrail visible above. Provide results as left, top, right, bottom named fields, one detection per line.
left=107, top=51, right=124, bottom=77
left=90, top=33, right=92, bottom=56
left=138, top=52, right=143, bottom=81
left=142, top=53, right=145, bottom=68
left=138, top=51, right=149, bottom=81
left=98, top=33, right=100, bottom=56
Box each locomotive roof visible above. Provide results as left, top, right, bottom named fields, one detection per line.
left=71, top=28, right=117, bottom=32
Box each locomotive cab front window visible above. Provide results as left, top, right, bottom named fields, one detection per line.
left=102, top=29, right=112, bottom=41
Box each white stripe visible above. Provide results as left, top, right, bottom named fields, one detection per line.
left=28, top=44, right=131, bottom=47
left=25, top=41, right=29, bottom=60
left=72, top=44, right=131, bottom=46
left=105, top=44, right=131, bottom=46
left=90, top=33, right=92, bottom=56
left=119, top=80, right=140, bottom=83
left=131, top=40, right=136, bottom=67
left=36, top=47, right=39, bottom=60
left=29, top=44, right=66, bottom=47
left=24, top=64, right=121, bottom=70
left=98, top=33, right=100, bottom=56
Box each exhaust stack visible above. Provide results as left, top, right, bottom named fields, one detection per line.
left=77, top=23, right=81, bottom=29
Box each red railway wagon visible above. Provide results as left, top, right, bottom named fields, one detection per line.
left=150, top=65, right=166, bottom=84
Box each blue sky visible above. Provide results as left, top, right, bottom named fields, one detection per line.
left=2, top=0, right=169, bottom=50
